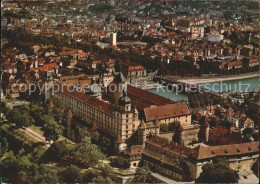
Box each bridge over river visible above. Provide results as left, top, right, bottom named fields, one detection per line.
left=153, top=76, right=232, bottom=97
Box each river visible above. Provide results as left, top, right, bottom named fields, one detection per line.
left=148, top=77, right=259, bottom=102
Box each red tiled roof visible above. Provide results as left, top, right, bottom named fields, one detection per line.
left=210, top=127, right=230, bottom=136
left=121, top=61, right=145, bottom=71
left=127, top=84, right=173, bottom=106
left=228, top=61, right=242, bottom=67
left=192, top=141, right=259, bottom=160
left=122, top=145, right=143, bottom=156
left=144, top=136, right=193, bottom=159
left=60, top=86, right=117, bottom=115
left=249, top=57, right=259, bottom=63
left=144, top=102, right=190, bottom=122
left=38, top=63, right=57, bottom=71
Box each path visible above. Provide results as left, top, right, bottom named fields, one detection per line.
left=19, top=127, right=50, bottom=147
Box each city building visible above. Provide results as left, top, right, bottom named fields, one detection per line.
left=103, top=83, right=173, bottom=111
left=52, top=72, right=141, bottom=152
left=119, top=145, right=144, bottom=168
left=120, top=61, right=147, bottom=83
left=110, top=32, right=117, bottom=46
left=142, top=136, right=259, bottom=181
left=207, top=33, right=224, bottom=42
left=143, top=103, right=191, bottom=127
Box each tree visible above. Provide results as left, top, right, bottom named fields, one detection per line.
left=169, top=121, right=180, bottom=131
left=121, top=158, right=131, bottom=169
left=43, top=120, right=64, bottom=144
left=160, top=123, right=169, bottom=132
left=64, top=137, right=105, bottom=167
left=30, top=104, right=45, bottom=124
left=130, top=166, right=154, bottom=183
left=0, top=151, right=35, bottom=183
left=196, top=157, right=238, bottom=183
left=16, top=114, right=34, bottom=128
left=99, top=136, right=113, bottom=155
left=35, top=164, right=59, bottom=184
left=109, top=156, right=120, bottom=167
left=1, top=104, right=11, bottom=117
left=6, top=108, right=34, bottom=128
left=91, top=131, right=100, bottom=144
left=59, top=165, right=82, bottom=183
left=82, top=164, right=116, bottom=183
left=6, top=108, right=20, bottom=124
left=45, top=140, right=71, bottom=162
left=39, top=115, right=56, bottom=126
left=1, top=137, right=9, bottom=156
left=28, top=145, right=46, bottom=163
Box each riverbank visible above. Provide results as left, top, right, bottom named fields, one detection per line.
left=177, top=72, right=259, bottom=85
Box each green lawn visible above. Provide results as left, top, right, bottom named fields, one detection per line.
left=1, top=123, right=39, bottom=147
left=29, top=125, right=44, bottom=134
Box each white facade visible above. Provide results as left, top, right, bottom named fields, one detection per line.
left=52, top=89, right=140, bottom=142
left=109, top=32, right=117, bottom=46
left=207, top=33, right=224, bottom=42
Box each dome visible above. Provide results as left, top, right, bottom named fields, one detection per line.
left=118, top=96, right=131, bottom=106
left=118, top=90, right=131, bottom=106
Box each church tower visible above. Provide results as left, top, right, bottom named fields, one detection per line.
left=113, top=71, right=126, bottom=109
left=118, top=89, right=131, bottom=112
